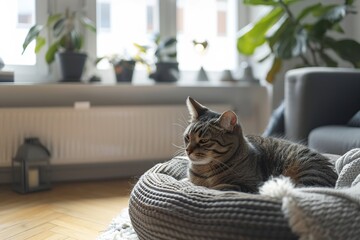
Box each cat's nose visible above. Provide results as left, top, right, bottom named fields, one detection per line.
left=186, top=147, right=194, bottom=155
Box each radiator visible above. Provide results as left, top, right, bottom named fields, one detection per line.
left=0, top=105, right=231, bottom=167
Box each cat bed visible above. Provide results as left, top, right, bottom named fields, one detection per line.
left=129, top=156, right=296, bottom=240
left=129, top=149, right=360, bottom=240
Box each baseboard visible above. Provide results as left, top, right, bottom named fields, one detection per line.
left=0, top=159, right=164, bottom=184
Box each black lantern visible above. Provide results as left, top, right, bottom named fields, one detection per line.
left=12, top=137, right=51, bottom=193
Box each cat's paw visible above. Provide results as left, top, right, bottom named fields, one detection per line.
left=259, top=176, right=294, bottom=200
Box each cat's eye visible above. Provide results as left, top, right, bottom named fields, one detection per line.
left=199, top=139, right=209, bottom=144
left=184, top=134, right=190, bottom=141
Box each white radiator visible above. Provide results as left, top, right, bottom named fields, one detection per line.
left=0, top=105, right=231, bottom=167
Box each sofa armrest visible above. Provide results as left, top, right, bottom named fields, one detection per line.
left=285, top=67, right=360, bottom=143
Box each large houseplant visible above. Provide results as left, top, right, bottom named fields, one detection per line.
left=237, top=0, right=360, bottom=83
left=22, top=8, right=96, bottom=82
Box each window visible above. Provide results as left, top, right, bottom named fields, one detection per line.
left=17, top=0, right=35, bottom=27
left=96, top=0, right=158, bottom=61
left=176, top=0, right=238, bottom=71
left=147, top=4, right=155, bottom=33
left=177, top=3, right=184, bottom=33
left=95, top=0, right=238, bottom=72
left=98, top=2, right=111, bottom=30
left=4, top=0, right=244, bottom=82
left=217, top=0, right=227, bottom=36
left=0, top=0, right=36, bottom=65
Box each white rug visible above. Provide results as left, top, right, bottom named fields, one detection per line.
left=97, top=208, right=138, bottom=240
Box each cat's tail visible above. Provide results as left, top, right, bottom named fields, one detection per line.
left=259, top=176, right=295, bottom=200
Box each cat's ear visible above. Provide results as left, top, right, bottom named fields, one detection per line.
left=217, top=110, right=238, bottom=132
left=186, top=96, right=207, bottom=121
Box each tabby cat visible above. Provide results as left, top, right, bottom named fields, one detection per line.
left=183, top=97, right=337, bottom=193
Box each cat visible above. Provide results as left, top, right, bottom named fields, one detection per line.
left=183, top=97, right=338, bottom=193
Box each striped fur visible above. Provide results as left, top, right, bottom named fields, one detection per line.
left=183, top=97, right=338, bottom=193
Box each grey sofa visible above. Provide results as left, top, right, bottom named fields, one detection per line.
left=284, top=67, right=360, bottom=155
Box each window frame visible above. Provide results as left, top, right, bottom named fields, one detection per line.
left=5, top=0, right=49, bottom=83
left=11, top=0, right=248, bottom=83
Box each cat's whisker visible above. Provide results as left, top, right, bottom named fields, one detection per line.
left=171, top=136, right=186, bottom=158
left=173, top=149, right=184, bottom=156
left=175, top=115, right=188, bottom=130
left=180, top=113, right=190, bottom=126
left=172, top=143, right=185, bottom=150
left=174, top=153, right=186, bottom=158
left=172, top=122, right=186, bottom=130
left=172, top=148, right=186, bottom=158
left=176, top=132, right=185, bottom=140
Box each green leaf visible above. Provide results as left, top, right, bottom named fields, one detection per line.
left=53, top=17, right=65, bottom=37
left=293, top=28, right=307, bottom=56
left=273, top=37, right=294, bottom=59
left=45, top=41, right=60, bottom=64
left=273, top=26, right=307, bottom=59
left=161, top=38, right=177, bottom=48
left=80, top=16, right=96, bottom=33
left=78, top=35, right=84, bottom=50
left=319, top=52, right=338, bottom=67
left=266, top=16, right=291, bottom=48
left=312, top=4, right=338, bottom=17
left=95, top=57, right=106, bottom=65
left=297, top=3, right=322, bottom=21
left=243, top=0, right=299, bottom=5
left=151, top=33, right=161, bottom=45
left=59, top=31, right=82, bottom=51
left=243, top=0, right=277, bottom=5
left=331, top=23, right=345, bottom=33
left=257, top=52, right=272, bottom=63
left=35, top=36, right=46, bottom=53
left=322, top=5, right=347, bottom=23
left=324, top=38, right=360, bottom=67
left=133, top=43, right=149, bottom=53
left=266, top=57, right=282, bottom=83
left=307, top=4, right=348, bottom=40
left=59, top=35, right=67, bottom=49
left=345, top=0, right=355, bottom=5
left=237, top=7, right=283, bottom=55
left=22, top=25, right=44, bottom=54
left=308, top=19, right=333, bottom=40
left=71, top=30, right=82, bottom=50
left=168, top=52, right=177, bottom=58
left=46, top=13, right=62, bottom=27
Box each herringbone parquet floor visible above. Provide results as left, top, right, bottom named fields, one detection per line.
left=0, top=179, right=136, bottom=240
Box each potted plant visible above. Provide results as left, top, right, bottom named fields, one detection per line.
left=96, top=54, right=137, bottom=83
left=237, top=0, right=360, bottom=83
left=135, top=34, right=179, bottom=83
left=22, top=8, right=96, bottom=82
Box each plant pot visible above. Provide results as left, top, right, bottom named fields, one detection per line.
left=57, top=52, right=87, bottom=82
left=113, top=60, right=136, bottom=83
left=149, top=62, right=179, bottom=83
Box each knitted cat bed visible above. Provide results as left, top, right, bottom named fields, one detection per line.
left=129, top=149, right=360, bottom=240
left=129, top=156, right=297, bottom=240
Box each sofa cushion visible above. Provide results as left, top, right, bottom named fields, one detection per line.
left=309, top=126, right=360, bottom=155
left=348, top=110, right=360, bottom=127
left=262, top=101, right=285, bottom=137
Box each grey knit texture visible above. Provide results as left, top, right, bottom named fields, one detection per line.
left=129, top=149, right=360, bottom=240
left=281, top=148, right=360, bottom=240
left=129, top=157, right=297, bottom=240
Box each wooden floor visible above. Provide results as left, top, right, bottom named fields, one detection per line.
left=0, top=178, right=137, bottom=240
